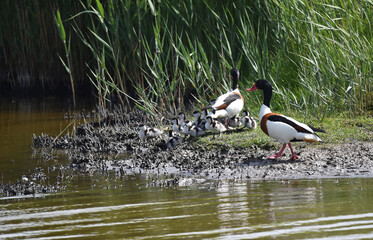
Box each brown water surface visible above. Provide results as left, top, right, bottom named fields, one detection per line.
left=0, top=96, right=92, bottom=182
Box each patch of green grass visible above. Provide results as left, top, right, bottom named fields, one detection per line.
left=321, top=115, right=373, bottom=143
left=194, top=128, right=277, bottom=150
left=190, top=114, right=372, bottom=150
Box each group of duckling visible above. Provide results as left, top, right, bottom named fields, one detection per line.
left=138, top=108, right=257, bottom=150
left=137, top=67, right=326, bottom=160
left=137, top=68, right=259, bottom=149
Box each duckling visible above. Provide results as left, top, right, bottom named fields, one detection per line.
left=137, top=124, right=163, bottom=140
left=205, top=116, right=227, bottom=139
left=171, top=118, right=182, bottom=133
left=192, top=110, right=207, bottom=130
left=187, top=125, right=206, bottom=137
left=228, top=115, right=241, bottom=128
left=240, top=110, right=257, bottom=130
left=178, top=112, right=192, bottom=127
left=181, top=120, right=193, bottom=135
left=166, top=130, right=181, bottom=150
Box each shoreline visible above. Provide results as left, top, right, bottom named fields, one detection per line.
left=1, top=108, right=373, bottom=196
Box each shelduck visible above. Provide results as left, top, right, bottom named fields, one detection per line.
left=205, top=116, right=227, bottom=139
left=137, top=124, right=163, bottom=140
left=247, top=79, right=326, bottom=160
left=241, top=110, right=257, bottom=130
left=208, top=68, right=244, bottom=126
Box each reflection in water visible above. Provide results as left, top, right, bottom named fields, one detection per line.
left=1, top=178, right=373, bottom=239
left=216, top=183, right=249, bottom=227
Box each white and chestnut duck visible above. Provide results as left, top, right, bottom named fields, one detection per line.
left=208, top=68, right=244, bottom=126
left=247, top=79, right=326, bottom=160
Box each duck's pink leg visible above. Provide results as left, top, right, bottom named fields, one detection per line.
left=268, top=144, right=287, bottom=159
left=288, top=143, right=299, bottom=160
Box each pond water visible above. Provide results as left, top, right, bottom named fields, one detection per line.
left=1, top=97, right=373, bottom=239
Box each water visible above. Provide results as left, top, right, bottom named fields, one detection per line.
left=0, top=96, right=91, bottom=182
left=1, top=97, right=373, bottom=239
left=2, top=177, right=373, bottom=239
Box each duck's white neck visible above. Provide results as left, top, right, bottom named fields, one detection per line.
left=259, top=104, right=271, bottom=122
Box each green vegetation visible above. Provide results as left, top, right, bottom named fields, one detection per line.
left=194, top=114, right=373, bottom=150
left=0, top=0, right=372, bottom=118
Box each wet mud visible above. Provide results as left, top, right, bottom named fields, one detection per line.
left=2, top=107, right=373, bottom=196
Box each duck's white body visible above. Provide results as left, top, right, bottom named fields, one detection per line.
left=259, top=105, right=321, bottom=143
left=208, top=68, right=244, bottom=124
left=248, top=79, right=325, bottom=160
left=209, top=89, right=244, bottom=119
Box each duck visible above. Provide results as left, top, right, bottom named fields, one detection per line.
left=137, top=124, right=163, bottom=140
left=247, top=79, right=326, bottom=160
left=166, top=130, right=181, bottom=149
left=241, top=110, right=257, bottom=130
left=208, top=68, right=244, bottom=127
left=205, top=116, right=227, bottom=139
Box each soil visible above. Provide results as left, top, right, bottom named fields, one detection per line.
left=2, top=107, right=373, bottom=196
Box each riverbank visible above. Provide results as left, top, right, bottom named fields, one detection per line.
left=1, top=107, right=372, bottom=196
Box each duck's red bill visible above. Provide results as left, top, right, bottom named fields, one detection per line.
left=247, top=85, right=257, bottom=91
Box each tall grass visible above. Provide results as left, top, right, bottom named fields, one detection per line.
left=0, top=0, right=371, bottom=119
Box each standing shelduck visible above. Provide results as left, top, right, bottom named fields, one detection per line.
left=208, top=68, right=244, bottom=126
left=247, top=79, right=326, bottom=160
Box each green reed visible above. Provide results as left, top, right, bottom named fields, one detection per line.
left=1, top=0, right=371, bottom=119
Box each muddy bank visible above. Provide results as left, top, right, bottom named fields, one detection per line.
left=2, top=107, right=373, bottom=196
